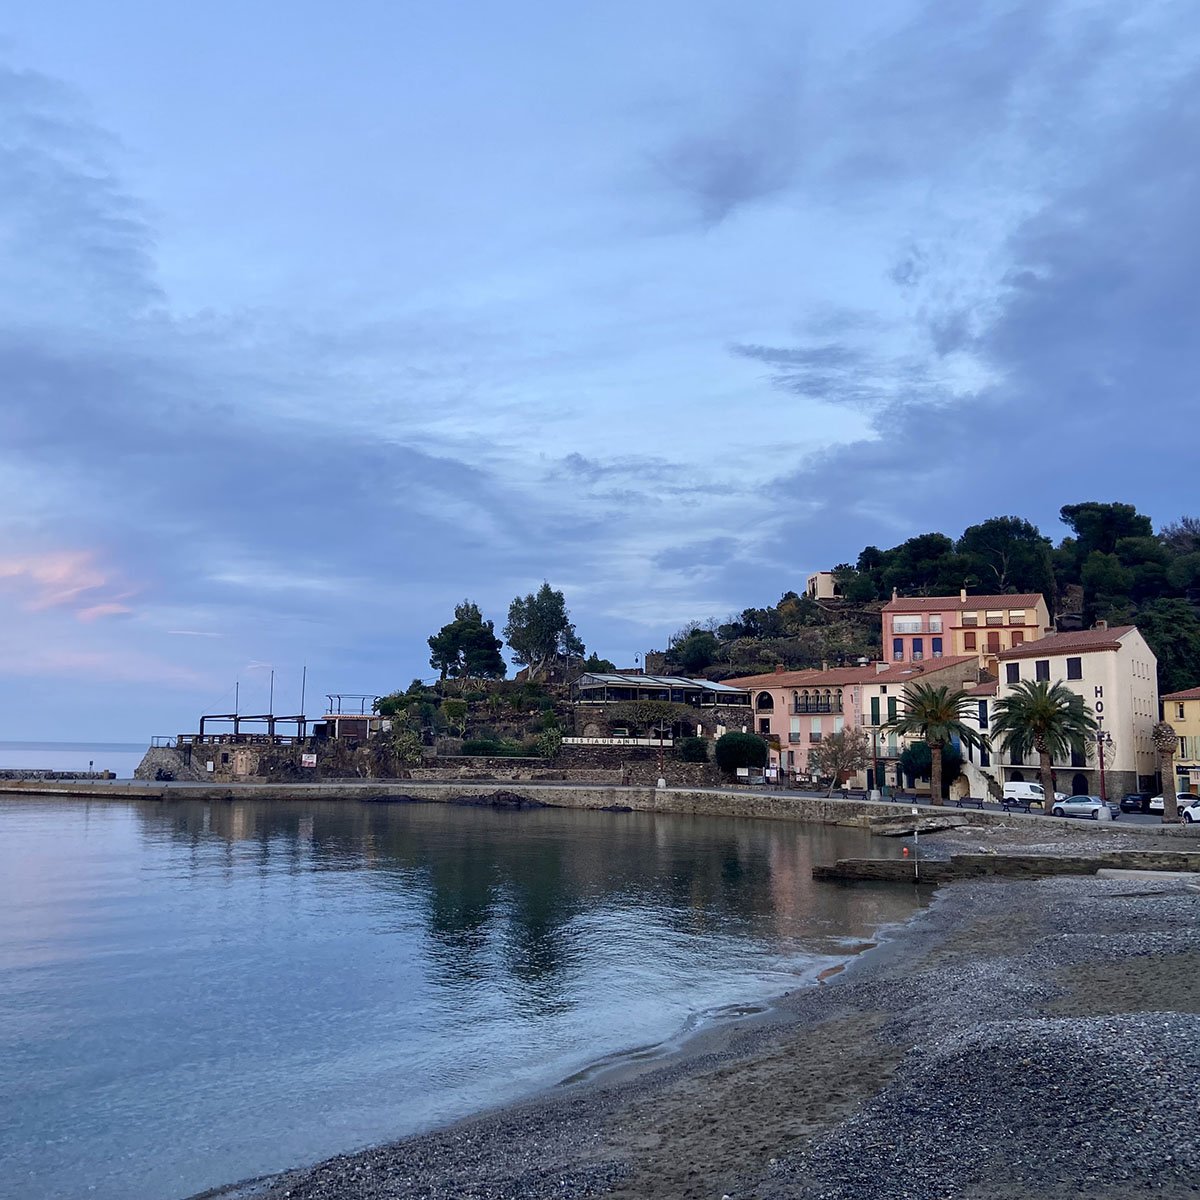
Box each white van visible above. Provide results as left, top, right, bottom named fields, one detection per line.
left=1002, top=781, right=1067, bottom=807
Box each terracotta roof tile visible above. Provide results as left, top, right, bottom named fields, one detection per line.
left=1164, top=686, right=1200, bottom=701
left=995, top=625, right=1137, bottom=660
left=883, top=593, right=1044, bottom=613
left=726, top=656, right=976, bottom=690
left=964, top=680, right=998, bottom=696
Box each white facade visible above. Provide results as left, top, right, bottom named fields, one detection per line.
left=989, top=626, right=1159, bottom=795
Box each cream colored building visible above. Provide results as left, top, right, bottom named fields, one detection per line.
left=1161, top=687, right=1200, bottom=796
left=992, top=623, right=1159, bottom=799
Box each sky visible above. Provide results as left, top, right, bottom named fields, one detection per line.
left=1, top=0, right=1198, bottom=740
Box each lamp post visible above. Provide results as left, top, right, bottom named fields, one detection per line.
left=1093, top=718, right=1114, bottom=804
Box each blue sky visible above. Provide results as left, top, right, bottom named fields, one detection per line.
left=1, top=1, right=1197, bottom=739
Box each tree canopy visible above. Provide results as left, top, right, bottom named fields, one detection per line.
left=503, top=583, right=585, bottom=681
left=427, top=600, right=506, bottom=682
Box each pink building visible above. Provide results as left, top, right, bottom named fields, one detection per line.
left=727, top=657, right=980, bottom=785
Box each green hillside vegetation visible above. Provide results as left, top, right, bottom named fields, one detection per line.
left=659, top=503, right=1200, bottom=694
left=379, top=504, right=1200, bottom=757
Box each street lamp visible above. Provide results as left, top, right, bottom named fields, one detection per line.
left=1092, top=718, right=1115, bottom=804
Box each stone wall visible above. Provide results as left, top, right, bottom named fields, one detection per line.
left=0, top=769, right=115, bottom=781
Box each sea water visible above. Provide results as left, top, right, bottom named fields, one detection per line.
left=0, top=797, right=923, bottom=1200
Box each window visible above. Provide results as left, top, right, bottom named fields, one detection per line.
left=1070, top=747, right=1086, bottom=768
left=1006, top=663, right=1020, bottom=684
left=221, top=752, right=230, bottom=764
left=893, top=637, right=904, bottom=661
left=1011, top=631, right=1024, bottom=646
left=880, top=685, right=888, bottom=694
left=980, top=745, right=990, bottom=768
left=1010, top=748, right=1025, bottom=766
left=964, top=631, right=977, bottom=650
left=870, top=697, right=880, bottom=725
left=1178, top=703, right=1186, bottom=721
left=1008, top=610, right=1026, bottom=625
left=1035, top=660, right=1050, bottom=681
left=962, top=612, right=979, bottom=626
left=1067, top=657, right=1083, bottom=680
left=977, top=700, right=988, bottom=727
left=929, top=616, right=943, bottom=633
left=987, top=631, right=1001, bottom=653
left=932, top=637, right=942, bottom=657
left=887, top=697, right=897, bottom=722
left=893, top=616, right=922, bottom=634
left=758, top=718, right=771, bottom=734
left=985, top=610, right=1004, bottom=625
left=912, top=637, right=924, bottom=661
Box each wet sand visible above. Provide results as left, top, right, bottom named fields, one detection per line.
left=204, top=863, right=1200, bottom=1200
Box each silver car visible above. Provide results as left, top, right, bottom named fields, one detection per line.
left=1051, top=795, right=1115, bottom=820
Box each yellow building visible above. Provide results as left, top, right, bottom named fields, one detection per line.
left=1162, top=687, right=1200, bottom=796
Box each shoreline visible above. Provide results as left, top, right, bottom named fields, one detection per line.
left=196, top=870, right=1200, bottom=1200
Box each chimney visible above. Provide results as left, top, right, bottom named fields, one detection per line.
left=960, top=588, right=968, bottom=602
left=876, top=661, right=888, bottom=674
left=775, top=664, right=785, bottom=674
left=891, top=587, right=898, bottom=601
left=821, top=659, right=829, bottom=672
left=1094, top=618, right=1108, bottom=630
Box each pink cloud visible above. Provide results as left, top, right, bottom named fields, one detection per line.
left=77, top=602, right=135, bottom=622
left=0, top=549, right=138, bottom=620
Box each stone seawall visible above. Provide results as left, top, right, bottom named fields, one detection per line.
left=814, top=850, right=1200, bottom=882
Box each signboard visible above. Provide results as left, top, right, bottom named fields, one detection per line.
left=561, top=737, right=674, bottom=747
left=737, top=767, right=750, bottom=778
left=301, top=753, right=317, bottom=769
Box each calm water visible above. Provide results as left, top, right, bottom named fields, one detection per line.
left=0, top=741, right=146, bottom=778
left=0, top=797, right=923, bottom=1200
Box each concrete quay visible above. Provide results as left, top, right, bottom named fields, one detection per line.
left=0, top=777, right=1196, bottom=837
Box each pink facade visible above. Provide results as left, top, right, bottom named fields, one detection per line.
left=724, top=666, right=870, bottom=777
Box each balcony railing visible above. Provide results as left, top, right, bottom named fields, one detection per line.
left=809, top=732, right=823, bottom=743
left=792, top=701, right=842, bottom=714
left=788, top=733, right=802, bottom=743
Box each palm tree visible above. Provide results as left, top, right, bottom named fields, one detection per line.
left=887, top=683, right=987, bottom=806
left=991, top=681, right=1098, bottom=812
left=1153, top=722, right=1180, bottom=823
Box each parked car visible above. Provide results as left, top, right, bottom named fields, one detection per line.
left=1051, top=795, right=1116, bottom=820
left=1148, top=792, right=1196, bottom=814
left=1120, top=792, right=1152, bottom=813
left=1003, top=781, right=1067, bottom=808
left=1182, top=799, right=1200, bottom=824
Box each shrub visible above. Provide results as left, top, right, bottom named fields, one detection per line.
left=535, top=728, right=563, bottom=758
left=461, top=738, right=527, bottom=758
left=714, top=732, right=769, bottom=774
left=677, top=736, right=709, bottom=763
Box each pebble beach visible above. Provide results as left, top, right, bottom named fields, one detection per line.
left=210, top=833, right=1200, bottom=1200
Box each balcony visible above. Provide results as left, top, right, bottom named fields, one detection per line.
left=809, top=732, right=823, bottom=743
left=788, top=733, right=802, bottom=743
left=792, top=700, right=842, bottom=714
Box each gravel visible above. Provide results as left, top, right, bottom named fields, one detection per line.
left=209, top=873, right=1200, bottom=1200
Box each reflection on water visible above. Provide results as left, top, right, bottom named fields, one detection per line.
left=0, top=798, right=924, bottom=1200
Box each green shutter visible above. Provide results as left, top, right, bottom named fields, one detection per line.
left=887, top=697, right=897, bottom=722
left=870, top=696, right=880, bottom=725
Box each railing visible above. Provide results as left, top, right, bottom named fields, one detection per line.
left=788, top=733, right=802, bottom=743
left=177, top=733, right=306, bottom=747
left=791, top=701, right=841, bottom=714
left=809, top=732, right=823, bottom=743
left=151, top=735, right=175, bottom=747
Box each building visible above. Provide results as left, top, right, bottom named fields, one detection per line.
left=1161, top=687, right=1200, bottom=795
left=992, top=624, right=1159, bottom=798
left=857, top=657, right=981, bottom=791
left=570, top=672, right=752, bottom=742
left=726, top=657, right=979, bottom=785
left=805, top=571, right=840, bottom=601
left=882, top=590, right=1051, bottom=667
